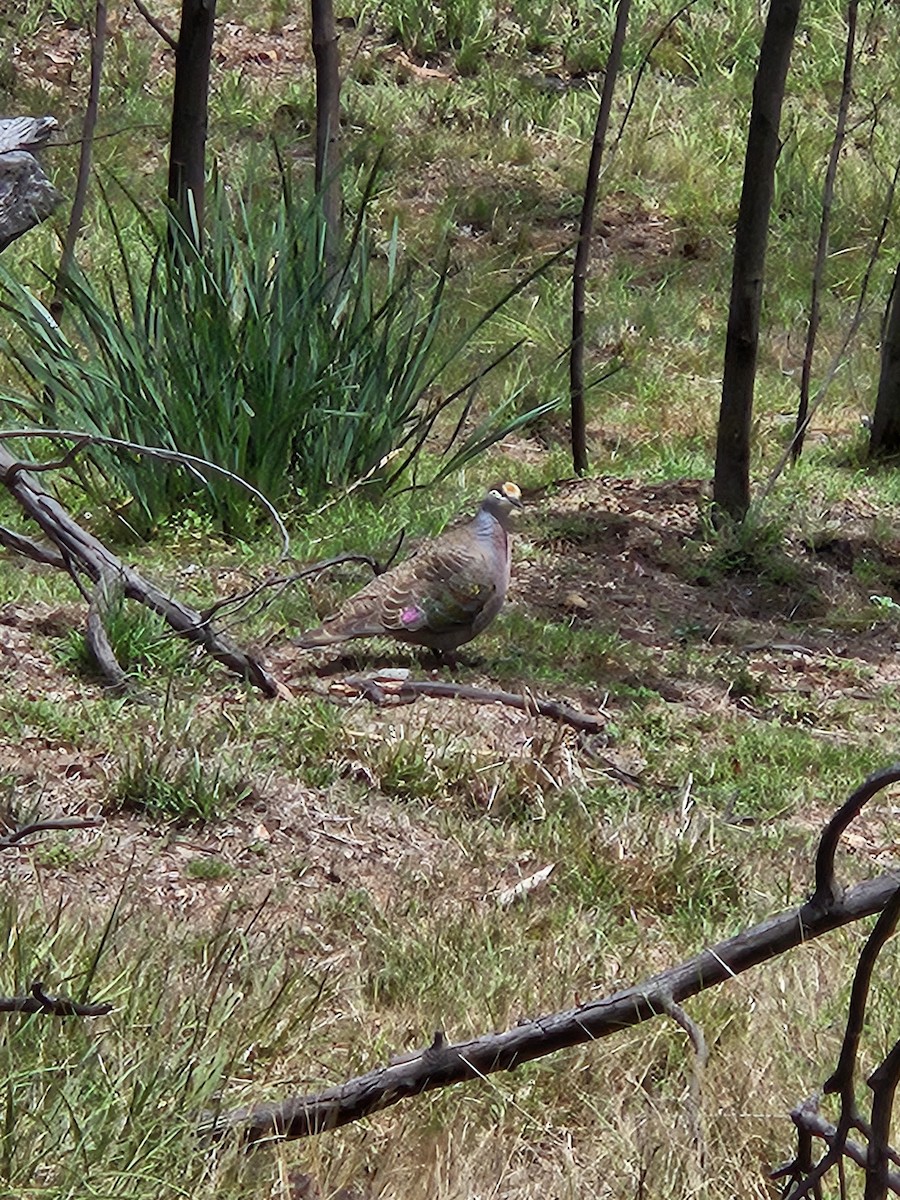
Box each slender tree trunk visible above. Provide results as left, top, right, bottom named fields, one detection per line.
left=793, top=0, right=857, bottom=462
left=167, top=0, right=216, bottom=240
left=570, top=0, right=631, bottom=476
left=869, top=265, right=900, bottom=458
left=311, top=0, right=341, bottom=274
left=713, top=0, right=801, bottom=522
left=53, top=0, right=106, bottom=315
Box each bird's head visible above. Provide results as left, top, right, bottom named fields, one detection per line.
left=482, top=481, right=523, bottom=529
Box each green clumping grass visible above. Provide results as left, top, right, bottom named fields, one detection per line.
left=0, top=164, right=560, bottom=538
left=54, top=594, right=190, bottom=683
left=111, top=726, right=250, bottom=824
left=185, top=856, right=234, bottom=881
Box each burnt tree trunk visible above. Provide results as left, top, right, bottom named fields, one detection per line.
left=869, top=265, right=900, bottom=458
left=713, top=0, right=801, bottom=522
left=311, top=0, right=341, bottom=273
left=167, top=0, right=216, bottom=239
left=54, top=0, right=107, bottom=314
left=570, top=0, right=631, bottom=476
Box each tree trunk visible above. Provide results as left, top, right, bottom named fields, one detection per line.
left=869, top=264, right=900, bottom=458
left=792, top=0, right=856, bottom=463
left=167, top=0, right=216, bottom=239
left=54, top=0, right=107, bottom=314
left=570, top=0, right=631, bottom=476
left=311, top=0, right=341, bottom=274
left=713, top=0, right=801, bottom=522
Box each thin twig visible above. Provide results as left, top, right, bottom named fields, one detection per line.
left=0, top=982, right=112, bottom=1017
left=570, top=0, right=631, bottom=475
left=201, top=538, right=405, bottom=629
left=762, top=151, right=900, bottom=498
left=658, top=992, right=708, bottom=1167
left=0, top=429, right=289, bottom=557
left=792, top=0, right=857, bottom=462
left=0, top=817, right=103, bottom=848
left=335, top=676, right=608, bottom=737
left=54, top=0, right=107, bottom=313
left=131, top=0, right=177, bottom=48
left=611, top=1, right=699, bottom=158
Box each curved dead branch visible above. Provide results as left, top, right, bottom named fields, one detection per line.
left=0, top=445, right=286, bottom=698
left=204, top=870, right=900, bottom=1144
left=0, top=816, right=103, bottom=848
left=0, top=981, right=111, bottom=1017
left=334, top=675, right=608, bottom=737
left=813, top=763, right=900, bottom=907
left=0, top=429, right=290, bottom=556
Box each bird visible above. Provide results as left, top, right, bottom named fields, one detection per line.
left=293, top=482, right=523, bottom=660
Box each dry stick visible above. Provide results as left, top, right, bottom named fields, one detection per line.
left=338, top=676, right=607, bottom=737
left=0, top=817, right=103, bottom=848
left=205, top=869, right=900, bottom=1143
left=85, top=573, right=133, bottom=695
left=0, top=982, right=111, bottom=1018
left=792, top=0, right=857, bottom=462
left=785, top=1102, right=900, bottom=1197
left=658, top=992, right=708, bottom=1169
left=0, top=523, right=66, bottom=568
left=780, top=878, right=900, bottom=1200
left=0, top=429, right=290, bottom=557
left=132, top=0, right=177, bottom=48
left=813, top=763, right=900, bottom=908
left=610, top=0, right=699, bottom=159
left=207, top=768, right=900, bottom=1143
left=53, top=0, right=107, bottom=316
left=762, top=149, right=900, bottom=499
left=570, top=0, right=631, bottom=475
left=203, top=537, right=405, bottom=631
left=0, top=446, right=283, bottom=698
left=866, top=1042, right=900, bottom=1200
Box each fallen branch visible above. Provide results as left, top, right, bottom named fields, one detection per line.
left=86, top=572, right=132, bottom=694
left=0, top=816, right=103, bottom=848
left=0, top=429, right=289, bottom=556
left=776, top=1101, right=900, bottom=1197
left=204, top=765, right=900, bottom=1144
left=334, top=676, right=608, bottom=737
left=204, top=869, right=900, bottom=1143
left=0, top=445, right=285, bottom=698
left=0, top=981, right=111, bottom=1017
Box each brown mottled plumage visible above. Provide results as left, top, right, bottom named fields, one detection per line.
left=294, top=483, right=522, bottom=655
